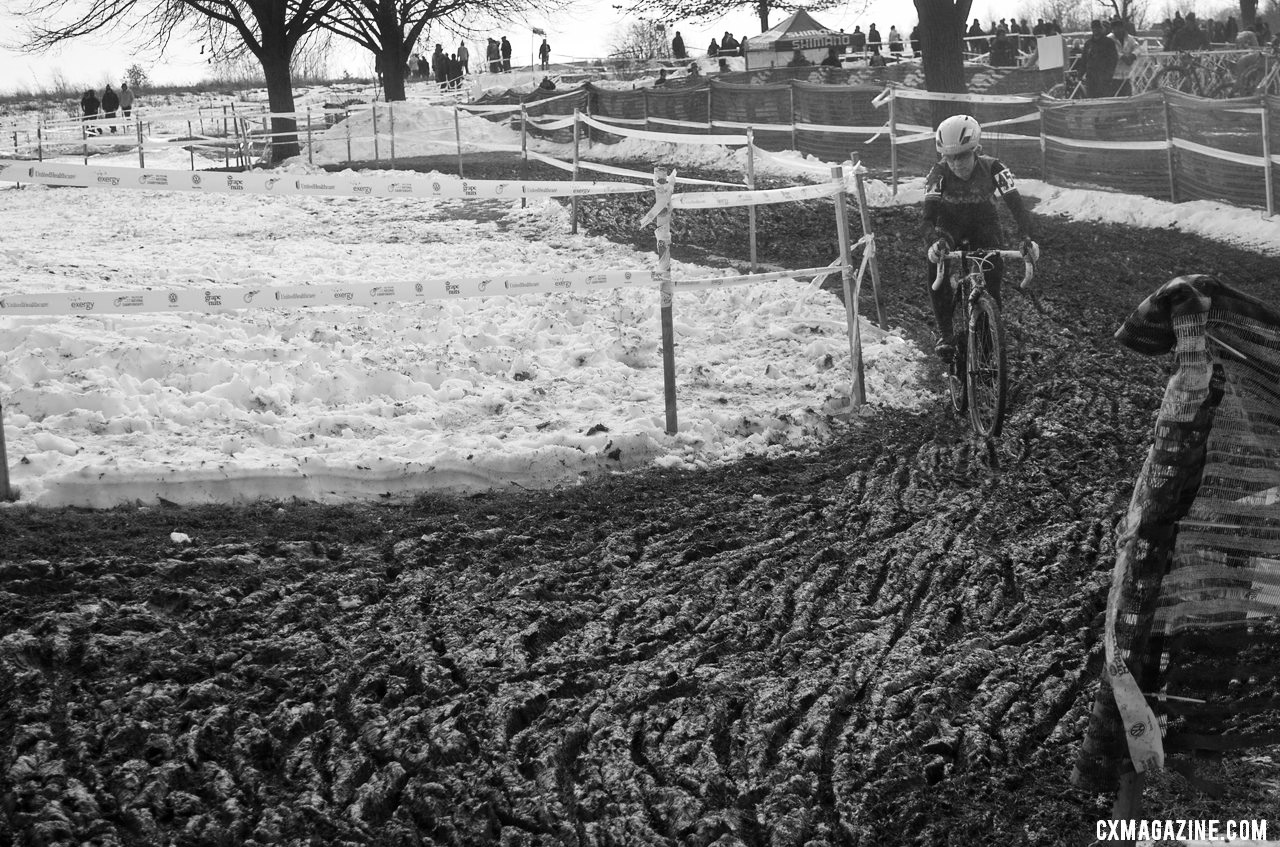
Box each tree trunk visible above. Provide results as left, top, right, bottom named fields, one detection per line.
left=261, top=51, right=300, bottom=162
left=1242, top=0, right=1258, bottom=29
left=915, top=0, right=972, bottom=127
left=757, top=0, right=769, bottom=33
left=382, top=44, right=409, bottom=101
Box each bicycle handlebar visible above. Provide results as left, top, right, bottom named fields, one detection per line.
left=931, top=248, right=1035, bottom=292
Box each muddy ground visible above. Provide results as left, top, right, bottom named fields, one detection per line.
left=2, top=157, right=1278, bottom=846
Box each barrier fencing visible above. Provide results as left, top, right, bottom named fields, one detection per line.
left=0, top=152, right=883, bottom=501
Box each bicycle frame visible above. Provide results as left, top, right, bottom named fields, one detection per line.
left=930, top=248, right=1034, bottom=437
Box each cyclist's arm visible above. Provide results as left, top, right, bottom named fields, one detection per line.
left=992, top=162, right=1034, bottom=240
left=921, top=165, right=953, bottom=246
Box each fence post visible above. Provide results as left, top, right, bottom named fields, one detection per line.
left=647, top=167, right=678, bottom=434
left=851, top=159, right=885, bottom=328
left=747, top=127, right=758, bottom=271
left=82, top=119, right=88, bottom=166
left=223, top=105, right=230, bottom=169
left=1038, top=101, right=1047, bottom=181
left=833, top=164, right=866, bottom=408
left=454, top=106, right=465, bottom=177
left=888, top=89, right=899, bottom=196
left=37, top=120, right=42, bottom=161
left=790, top=84, right=797, bottom=151
left=345, top=107, right=353, bottom=165
left=372, top=102, right=380, bottom=165
left=1163, top=92, right=1177, bottom=202
left=571, top=109, right=581, bottom=233
left=388, top=101, right=396, bottom=168
left=306, top=105, right=314, bottom=165
left=187, top=120, right=194, bottom=171
left=1262, top=95, right=1274, bottom=217
left=0, top=398, right=10, bottom=501
left=137, top=116, right=145, bottom=168
left=520, top=104, right=528, bottom=208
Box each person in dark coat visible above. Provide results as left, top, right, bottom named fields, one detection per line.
left=432, top=44, right=447, bottom=85
left=1082, top=19, right=1119, bottom=97
left=707, top=38, right=719, bottom=57
left=100, top=84, right=120, bottom=132
left=500, top=36, right=512, bottom=71
left=80, top=89, right=100, bottom=135
left=672, top=31, right=686, bottom=59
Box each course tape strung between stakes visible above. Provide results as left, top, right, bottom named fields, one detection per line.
left=0, top=159, right=650, bottom=199
left=0, top=271, right=657, bottom=316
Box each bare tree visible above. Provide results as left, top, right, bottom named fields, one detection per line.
left=914, top=0, right=972, bottom=126
left=18, top=0, right=337, bottom=161
left=609, top=19, right=670, bottom=61
left=612, top=0, right=852, bottom=36
left=320, top=0, right=534, bottom=101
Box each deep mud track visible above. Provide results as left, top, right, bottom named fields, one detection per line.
left=2, top=163, right=1278, bottom=845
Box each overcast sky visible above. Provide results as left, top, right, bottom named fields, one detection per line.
left=0, top=0, right=1225, bottom=95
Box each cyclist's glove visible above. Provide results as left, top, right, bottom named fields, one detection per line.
left=1021, top=237, right=1040, bottom=263
left=928, top=236, right=953, bottom=264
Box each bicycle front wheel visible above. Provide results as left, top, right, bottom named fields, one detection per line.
left=947, top=288, right=967, bottom=416
left=966, top=293, right=1008, bottom=438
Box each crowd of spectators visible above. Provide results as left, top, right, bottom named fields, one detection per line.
left=79, top=82, right=135, bottom=135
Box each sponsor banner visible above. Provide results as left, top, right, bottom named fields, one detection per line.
left=0, top=271, right=657, bottom=316
left=0, top=159, right=649, bottom=199
left=671, top=181, right=841, bottom=209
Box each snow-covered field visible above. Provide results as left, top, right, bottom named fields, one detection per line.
left=3, top=81, right=1279, bottom=509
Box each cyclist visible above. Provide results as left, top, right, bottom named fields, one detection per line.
left=923, top=114, right=1039, bottom=360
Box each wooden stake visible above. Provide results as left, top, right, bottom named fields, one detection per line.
left=652, top=167, right=678, bottom=433
left=454, top=107, right=464, bottom=177
left=833, top=165, right=865, bottom=408
left=747, top=127, right=757, bottom=272
left=571, top=109, right=581, bottom=233
left=851, top=159, right=885, bottom=327
left=0, top=398, right=11, bottom=501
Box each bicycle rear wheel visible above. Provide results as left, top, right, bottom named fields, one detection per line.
left=966, top=293, right=1008, bottom=438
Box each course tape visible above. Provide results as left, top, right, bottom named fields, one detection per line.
left=0, top=159, right=650, bottom=199
left=671, top=181, right=841, bottom=209
left=579, top=113, right=748, bottom=146
left=0, top=270, right=656, bottom=316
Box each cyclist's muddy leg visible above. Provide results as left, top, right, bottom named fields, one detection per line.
left=927, top=261, right=953, bottom=340
left=984, top=253, right=1004, bottom=307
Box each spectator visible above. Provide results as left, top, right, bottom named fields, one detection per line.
left=868, top=45, right=887, bottom=67
left=867, top=23, right=882, bottom=53
left=417, top=52, right=428, bottom=78
left=80, top=89, right=100, bottom=135
left=119, top=82, right=134, bottom=121
left=538, top=75, right=556, bottom=90
left=672, top=31, right=686, bottom=60
left=1225, top=16, right=1239, bottom=44
left=708, top=38, right=719, bottom=57
left=101, top=84, right=120, bottom=133
left=688, top=61, right=700, bottom=79
left=538, top=38, right=550, bottom=69
left=1109, top=18, right=1143, bottom=94
left=722, top=32, right=739, bottom=55
left=850, top=26, right=866, bottom=55
left=458, top=42, right=469, bottom=75
left=909, top=25, right=921, bottom=57
left=1082, top=19, right=1119, bottom=97
left=888, top=25, right=903, bottom=57
left=448, top=53, right=462, bottom=88
left=500, top=35, right=512, bottom=72
left=1170, top=13, right=1209, bottom=51
left=967, top=18, right=987, bottom=54
left=820, top=46, right=842, bottom=67
left=989, top=29, right=1017, bottom=66
left=786, top=48, right=811, bottom=67
left=654, top=68, right=669, bottom=86
left=432, top=44, right=446, bottom=85
left=487, top=38, right=501, bottom=73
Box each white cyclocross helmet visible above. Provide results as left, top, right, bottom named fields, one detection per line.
left=935, top=114, right=982, bottom=156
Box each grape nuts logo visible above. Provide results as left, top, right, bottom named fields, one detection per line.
left=204, top=290, right=223, bottom=306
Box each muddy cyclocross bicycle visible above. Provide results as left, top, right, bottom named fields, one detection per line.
left=932, top=246, right=1035, bottom=438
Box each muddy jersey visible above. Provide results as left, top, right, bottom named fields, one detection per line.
left=921, top=154, right=1032, bottom=247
